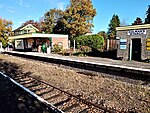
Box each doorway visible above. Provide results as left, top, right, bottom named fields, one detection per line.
left=132, top=39, right=141, bottom=61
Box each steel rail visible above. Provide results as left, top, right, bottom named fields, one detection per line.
left=0, top=62, right=121, bottom=113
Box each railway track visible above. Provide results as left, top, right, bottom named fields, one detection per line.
left=0, top=63, right=122, bottom=113
left=3, top=51, right=150, bottom=82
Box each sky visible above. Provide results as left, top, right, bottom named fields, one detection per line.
left=0, top=0, right=150, bottom=34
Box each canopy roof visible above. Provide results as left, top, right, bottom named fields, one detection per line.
left=9, top=33, right=68, bottom=40
left=116, top=24, right=150, bottom=31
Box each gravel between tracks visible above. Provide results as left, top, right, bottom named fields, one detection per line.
left=0, top=54, right=150, bottom=113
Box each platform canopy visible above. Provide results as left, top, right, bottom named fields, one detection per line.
left=9, top=33, right=68, bottom=40
left=116, top=24, right=150, bottom=31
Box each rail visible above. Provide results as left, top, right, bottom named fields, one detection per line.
left=1, top=62, right=121, bottom=113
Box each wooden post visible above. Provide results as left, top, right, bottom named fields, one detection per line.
left=107, top=39, right=109, bottom=51
left=73, top=40, right=76, bottom=52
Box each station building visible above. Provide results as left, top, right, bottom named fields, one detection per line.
left=9, top=24, right=69, bottom=52
left=116, top=24, right=150, bottom=61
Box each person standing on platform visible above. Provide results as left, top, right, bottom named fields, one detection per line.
left=38, top=45, right=42, bottom=52
left=42, top=43, right=46, bottom=53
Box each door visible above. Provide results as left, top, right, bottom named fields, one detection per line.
left=132, top=39, right=141, bottom=61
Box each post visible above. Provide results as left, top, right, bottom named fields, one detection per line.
left=0, top=42, right=2, bottom=52
left=129, top=39, right=132, bottom=61
left=73, top=40, right=76, bottom=52
left=107, top=39, right=109, bottom=51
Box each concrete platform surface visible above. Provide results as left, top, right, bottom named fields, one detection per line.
left=6, top=51, right=150, bottom=70
left=0, top=72, right=61, bottom=113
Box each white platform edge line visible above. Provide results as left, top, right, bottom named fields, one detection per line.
left=7, top=51, right=150, bottom=72
left=0, top=72, right=64, bottom=113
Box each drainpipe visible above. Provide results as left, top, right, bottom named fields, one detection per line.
left=129, top=39, right=132, bottom=61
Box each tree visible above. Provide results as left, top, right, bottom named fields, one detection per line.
left=42, top=9, right=63, bottom=33
left=107, top=14, right=120, bottom=39
left=22, top=20, right=42, bottom=32
left=63, top=0, right=96, bottom=39
left=0, top=17, right=13, bottom=48
left=53, top=19, right=69, bottom=34
left=97, top=31, right=107, bottom=39
left=132, top=17, right=143, bottom=25
left=145, top=5, right=150, bottom=24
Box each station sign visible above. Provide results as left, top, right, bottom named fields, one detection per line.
left=120, top=39, right=127, bottom=49
left=127, top=29, right=146, bottom=36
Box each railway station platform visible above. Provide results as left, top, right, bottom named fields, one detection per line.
left=0, top=72, right=62, bottom=113
left=3, top=51, right=150, bottom=81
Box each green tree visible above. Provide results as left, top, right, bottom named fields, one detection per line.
left=107, top=14, right=120, bottom=39
left=145, top=5, right=150, bottom=24
left=63, top=0, right=96, bottom=39
left=97, top=31, right=107, bottom=39
left=132, top=17, right=143, bottom=25
left=0, top=17, right=13, bottom=48
left=42, top=9, right=63, bottom=33
left=75, top=34, right=104, bottom=51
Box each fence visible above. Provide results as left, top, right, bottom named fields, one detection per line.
left=104, top=39, right=117, bottom=50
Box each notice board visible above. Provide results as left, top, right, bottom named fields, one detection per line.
left=120, top=39, right=127, bottom=49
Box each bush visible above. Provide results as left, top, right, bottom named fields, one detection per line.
left=52, top=44, right=62, bottom=53
left=1, top=38, right=8, bottom=48
left=73, top=51, right=86, bottom=57
left=74, top=34, right=104, bottom=51
left=80, top=46, right=92, bottom=53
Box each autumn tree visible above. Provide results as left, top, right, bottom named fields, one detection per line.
left=145, top=5, right=150, bottom=24
left=107, top=14, right=120, bottom=39
left=42, top=9, right=63, bottom=33
left=62, top=0, right=96, bottom=39
left=132, top=17, right=143, bottom=25
left=53, top=19, right=69, bottom=34
left=0, top=17, right=13, bottom=47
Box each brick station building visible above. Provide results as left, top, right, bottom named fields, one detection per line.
left=9, top=24, right=69, bottom=52
left=116, top=24, right=150, bottom=61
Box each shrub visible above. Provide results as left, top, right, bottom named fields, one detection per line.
left=52, top=44, right=62, bottom=53
left=80, top=46, right=92, bottom=53
left=74, top=34, right=104, bottom=51
left=61, top=49, right=67, bottom=55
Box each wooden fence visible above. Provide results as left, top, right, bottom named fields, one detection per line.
left=104, top=39, right=117, bottom=50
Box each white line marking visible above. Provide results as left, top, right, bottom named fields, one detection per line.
left=7, top=51, right=150, bottom=73
left=0, top=72, right=64, bottom=113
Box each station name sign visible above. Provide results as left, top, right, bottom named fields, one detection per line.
left=127, top=29, right=146, bottom=35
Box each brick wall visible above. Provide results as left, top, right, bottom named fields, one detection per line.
left=117, top=28, right=150, bottom=60
left=52, top=37, right=68, bottom=49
